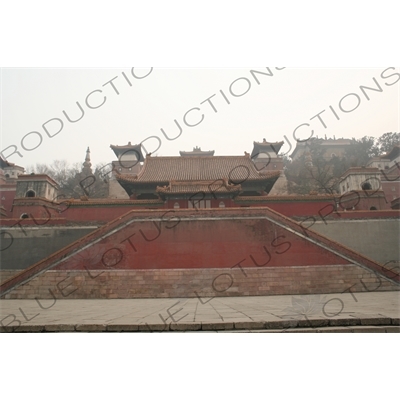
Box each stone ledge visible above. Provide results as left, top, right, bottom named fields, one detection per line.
left=201, top=322, right=234, bottom=331
left=359, top=317, right=392, bottom=325
left=45, top=324, right=75, bottom=332
left=107, top=324, right=140, bottom=332
left=170, top=323, right=201, bottom=331
left=265, top=320, right=298, bottom=329
left=138, top=323, right=169, bottom=332
left=328, top=318, right=361, bottom=326
left=385, top=326, right=400, bottom=333
left=75, top=324, right=107, bottom=332
left=1, top=317, right=399, bottom=333
left=235, top=321, right=265, bottom=330
left=297, top=319, right=330, bottom=328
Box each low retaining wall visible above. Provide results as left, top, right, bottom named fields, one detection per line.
left=0, top=226, right=97, bottom=270
left=311, top=219, right=400, bottom=264
left=3, top=264, right=399, bottom=299
left=0, top=270, right=17, bottom=285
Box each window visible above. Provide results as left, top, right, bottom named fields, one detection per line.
left=342, top=185, right=345, bottom=192
left=20, top=213, right=29, bottom=219
left=361, top=182, right=372, bottom=190
left=173, top=202, right=180, bottom=209
left=370, top=206, right=377, bottom=210
left=219, top=201, right=225, bottom=208
left=25, top=190, right=36, bottom=197
left=188, top=199, right=211, bottom=209
left=346, top=182, right=349, bottom=189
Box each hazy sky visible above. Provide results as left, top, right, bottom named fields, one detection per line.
left=1, top=67, right=399, bottom=170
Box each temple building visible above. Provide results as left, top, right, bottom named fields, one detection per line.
left=367, top=145, right=400, bottom=170
left=1, top=138, right=398, bottom=301
left=367, top=145, right=400, bottom=206
left=110, top=142, right=144, bottom=174
left=110, top=139, right=287, bottom=204
left=116, top=153, right=281, bottom=208
left=0, top=156, right=25, bottom=217
left=337, top=145, right=400, bottom=209
left=250, top=139, right=288, bottom=195
left=109, top=142, right=145, bottom=199
left=290, top=137, right=352, bottom=161
left=251, top=139, right=284, bottom=171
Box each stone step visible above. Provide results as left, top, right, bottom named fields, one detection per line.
left=2, top=319, right=399, bottom=333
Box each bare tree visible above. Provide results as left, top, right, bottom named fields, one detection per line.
left=28, top=160, right=110, bottom=199
left=378, top=132, right=400, bottom=153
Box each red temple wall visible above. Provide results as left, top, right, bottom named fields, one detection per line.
left=2, top=207, right=398, bottom=299
left=52, top=217, right=348, bottom=271
left=0, top=187, right=16, bottom=215
left=2, top=197, right=398, bottom=229
left=382, top=181, right=400, bottom=203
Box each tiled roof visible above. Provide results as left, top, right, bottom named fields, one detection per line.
left=110, top=142, right=145, bottom=162
left=117, top=155, right=279, bottom=183
left=251, top=140, right=284, bottom=158
left=156, top=180, right=242, bottom=194
left=320, top=139, right=352, bottom=145
left=68, top=198, right=163, bottom=206
left=17, top=174, right=59, bottom=187
left=0, top=157, right=12, bottom=168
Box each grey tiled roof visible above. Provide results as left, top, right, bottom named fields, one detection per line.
left=118, top=155, right=278, bottom=183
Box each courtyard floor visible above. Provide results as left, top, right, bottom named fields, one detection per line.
left=1, top=291, right=399, bottom=332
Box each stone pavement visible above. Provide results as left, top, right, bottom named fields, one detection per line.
left=1, top=291, right=399, bottom=332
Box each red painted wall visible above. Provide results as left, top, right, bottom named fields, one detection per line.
left=3, top=196, right=398, bottom=229
left=6, top=203, right=132, bottom=225
left=53, top=216, right=348, bottom=271
left=62, top=206, right=132, bottom=222
left=382, top=181, right=400, bottom=203
left=0, top=187, right=16, bottom=215
left=166, top=198, right=235, bottom=209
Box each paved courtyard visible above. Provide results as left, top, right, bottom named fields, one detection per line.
left=1, top=291, right=399, bottom=332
